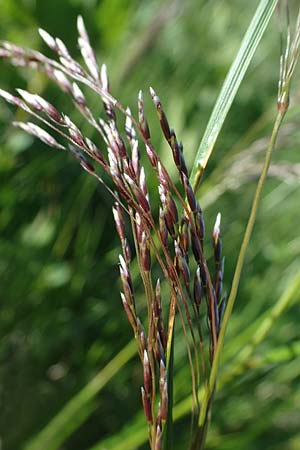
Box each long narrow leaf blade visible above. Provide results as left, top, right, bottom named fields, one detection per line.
left=190, top=0, right=279, bottom=190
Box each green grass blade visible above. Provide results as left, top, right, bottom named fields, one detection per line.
left=24, top=340, right=136, bottom=450
left=190, top=0, right=279, bottom=190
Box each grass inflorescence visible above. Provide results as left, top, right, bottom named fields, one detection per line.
left=1, top=4, right=300, bottom=449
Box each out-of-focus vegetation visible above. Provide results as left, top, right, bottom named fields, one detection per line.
left=0, top=1, right=299, bottom=449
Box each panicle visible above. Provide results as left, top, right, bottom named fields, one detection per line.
left=72, top=82, right=86, bottom=107
left=17, top=88, right=62, bottom=123
left=194, top=202, right=205, bottom=243
left=52, top=69, right=73, bottom=93
left=121, top=293, right=137, bottom=331
left=68, top=146, right=95, bottom=174
left=154, top=279, right=166, bottom=351
left=0, top=17, right=230, bottom=442
left=212, top=213, right=223, bottom=304
left=141, top=386, right=152, bottom=424
left=64, top=114, right=85, bottom=147
left=149, top=86, right=171, bottom=142
left=135, top=212, right=143, bottom=245
left=101, top=64, right=116, bottom=121
left=60, top=56, right=86, bottom=77
left=77, top=15, right=100, bottom=81
left=149, top=87, right=188, bottom=184
left=113, top=202, right=126, bottom=241
left=190, top=227, right=201, bottom=264
left=212, top=212, right=221, bottom=247
left=38, top=28, right=57, bottom=51
left=0, top=88, right=29, bottom=110
left=194, top=267, right=203, bottom=306
left=124, top=173, right=150, bottom=213
left=157, top=162, right=168, bottom=189
left=159, top=207, right=168, bottom=248
left=137, top=318, right=147, bottom=354
left=139, top=166, right=148, bottom=198
left=174, top=240, right=190, bottom=286
left=125, top=108, right=140, bottom=179
left=13, top=121, right=64, bottom=149
left=85, top=138, right=107, bottom=167
left=156, top=332, right=165, bottom=364
left=138, top=90, right=150, bottom=141
left=145, top=143, right=158, bottom=168
left=143, top=349, right=152, bottom=396
left=158, top=184, right=178, bottom=239
left=125, top=107, right=136, bottom=142
left=159, top=360, right=168, bottom=422
left=179, top=216, right=190, bottom=256
left=154, top=424, right=162, bottom=450
left=56, top=38, right=71, bottom=59
left=183, top=173, right=196, bottom=212
left=131, top=140, right=141, bottom=180
left=119, top=254, right=135, bottom=308
left=140, top=231, right=151, bottom=272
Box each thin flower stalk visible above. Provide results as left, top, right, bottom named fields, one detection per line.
left=196, top=6, right=300, bottom=450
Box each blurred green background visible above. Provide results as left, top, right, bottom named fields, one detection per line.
left=0, top=1, right=300, bottom=449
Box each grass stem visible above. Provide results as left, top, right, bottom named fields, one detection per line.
left=198, top=107, right=286, bottom=429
